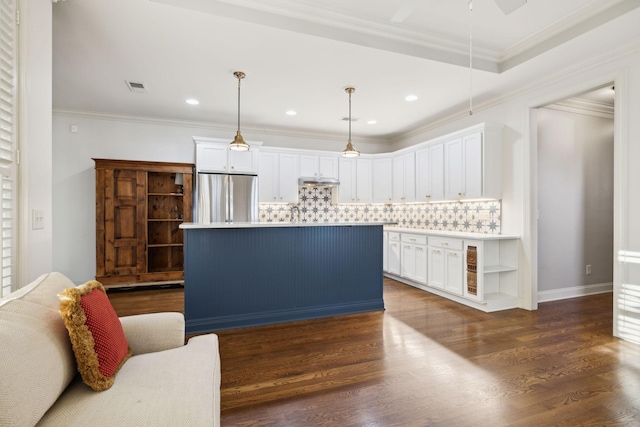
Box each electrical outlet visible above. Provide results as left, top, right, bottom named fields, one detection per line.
left=478, top=211, right=491, bottom=221
left=586, top=264, right=592, bottom=275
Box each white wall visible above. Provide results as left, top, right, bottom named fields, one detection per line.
left=536, top=107, right=614, bottom=296
left=19, top=0, right=53, bottom=283
left=390, top=47, right=640, bottom=339
left=51, top=114, right=389, bottom=283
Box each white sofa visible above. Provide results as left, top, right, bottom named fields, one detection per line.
left=0, top=272, right=220, bottom=426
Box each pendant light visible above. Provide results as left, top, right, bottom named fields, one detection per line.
left=342, top=87, right=360, bottom=158
left=229, top=71, right=250, bottom=152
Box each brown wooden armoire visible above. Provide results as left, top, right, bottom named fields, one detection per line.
left=94, top=159, right=194, bottom=288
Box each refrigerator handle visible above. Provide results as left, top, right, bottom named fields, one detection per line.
left=227, top=175, right=233, bottom=223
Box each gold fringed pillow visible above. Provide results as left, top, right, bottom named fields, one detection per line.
left=59, top=280, right=132, bottom=391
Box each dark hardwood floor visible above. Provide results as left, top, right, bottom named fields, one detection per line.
left=108, top=279, right=640, bottom=426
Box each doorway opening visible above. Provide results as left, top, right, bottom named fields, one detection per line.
left=536, top=84, right=615, bottom=303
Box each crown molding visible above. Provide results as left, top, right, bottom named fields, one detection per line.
left=52, top=109, right=392, bottom=146
left=500, top=0, right=640, bottom=71
left=152, top=0, right=640, bottom=75
left=543, top=98, right=614, bottom=119
left=150, top=0, right=500, bottom=72
left=392, top=39, right=640, bottom=144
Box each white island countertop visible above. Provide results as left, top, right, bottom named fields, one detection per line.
left=180, top=222, right=519, bottom=240
left=180, top=221, right=394, bottom=229
left=385, top=227, right=519, bottom=241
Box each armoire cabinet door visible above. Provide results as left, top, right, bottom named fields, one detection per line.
left=101, top=169, right=146, bottom=277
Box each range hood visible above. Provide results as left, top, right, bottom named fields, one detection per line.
left=298, top=177, right=340, bottom=188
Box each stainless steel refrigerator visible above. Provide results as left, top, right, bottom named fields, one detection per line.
left=196, top=173, right=259, bottom=223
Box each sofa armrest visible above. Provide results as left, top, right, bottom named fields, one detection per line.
left=119, top=312, right=185, bottom=354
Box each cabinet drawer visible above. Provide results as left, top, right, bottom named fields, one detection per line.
left=388, top=232, right=401, bottom=241
left=429, top=236, right=463, bottom=250
left=401, top=233, right=427, bottom=245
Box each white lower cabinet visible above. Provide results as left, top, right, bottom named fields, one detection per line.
left=444, top=249, right=464, bottom=295
left=385, top=230, right=520, bottom=312
left=400, top=233, right=427, bottom=285
left=387, top=232, right=401, bottom=276
left=428, top=246, right=445, bottom=289
left=428, top=236, right=463, bottom=295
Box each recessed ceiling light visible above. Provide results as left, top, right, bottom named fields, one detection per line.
left=286, top=110, right=297, bottom=116
left=186, top=99, right=199, bottom=105
left=367, top=120, right=377, bottom=125
left=405, top=95, right=418, bottom=102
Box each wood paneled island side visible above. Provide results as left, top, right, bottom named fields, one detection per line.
left=180, top=222, right=386, bottom=334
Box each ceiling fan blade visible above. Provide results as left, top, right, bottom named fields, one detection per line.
left=494, top=0, right=527, bottom=15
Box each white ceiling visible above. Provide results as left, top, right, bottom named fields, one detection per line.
left=52, top=0, right=638, bottom=144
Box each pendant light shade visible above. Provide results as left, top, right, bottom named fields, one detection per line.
left=342, top=87, right=360, bottom=158
left=229, top=71, right=250, bottom=152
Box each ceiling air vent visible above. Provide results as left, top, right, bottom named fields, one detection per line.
left=125, top=80, right=149, bottom=94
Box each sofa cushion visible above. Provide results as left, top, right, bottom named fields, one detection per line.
left=59, top=280, right=132, bottom=391
left=0, top=273, right=78, bottom=426
left=38, top=334, right=220, bottom=426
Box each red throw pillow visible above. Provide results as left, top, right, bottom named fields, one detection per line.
left=59, top=280, right=132, bottom=391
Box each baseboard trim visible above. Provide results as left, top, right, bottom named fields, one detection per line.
left=185, top=300, right=385, bottom=334
left=537, top=282, right=613, bottom=303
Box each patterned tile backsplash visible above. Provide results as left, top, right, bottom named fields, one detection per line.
left=259, top=187, right=501, bottom=234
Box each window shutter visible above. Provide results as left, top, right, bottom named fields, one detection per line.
left=0, top=0, right=16, bottom=297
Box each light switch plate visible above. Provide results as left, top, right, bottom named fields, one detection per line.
left=32, top=209, right=44, bottom=230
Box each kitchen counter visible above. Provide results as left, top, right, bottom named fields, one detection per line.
left=182, top=223, right=385, bottom=333
left=385, top=227, right=520, bottom=241
left=180, top=222, right=518, bottom=240
left=180, top=221, right=393, bottom=229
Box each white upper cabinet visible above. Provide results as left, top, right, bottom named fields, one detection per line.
left=338, top=158, right=356, bottom=203
left=444, top=137, right=465, bottom=200
left=356, top=158, right=373, bottom=203
left=229, top=149, right=260, bottom=174
left=319, top=156, right=339, bottom=178
left=195, top=122, right=501, bottom=203
left=372, top=157, right=393, bottom=203
left=392, top=152, right=416, bottom=203
left=443, top=125, right=502, bottom=200
left=416, top=143, right=444, bottom=202
left=300, top=155, right=339, bottom=178
left=194, top=137, right=261, bottom=174
left=259, top=151, right=299, bottom=203
left=197, top=143, right=227, bottom=172
left=445, top=134, right=483, bottom=200
left=259, top=151, right=277, bottom=202
left=339, top=157, right=372, bottom=203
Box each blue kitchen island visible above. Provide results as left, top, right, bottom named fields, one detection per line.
left=180, top=222, right=386, bottom=334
